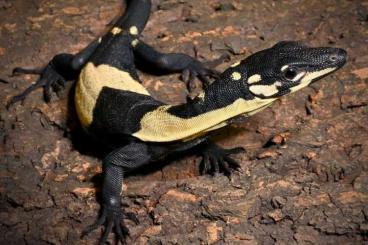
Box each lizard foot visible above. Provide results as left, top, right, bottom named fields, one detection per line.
left=82, top=205, right=139, bottom=245
left=181, top=63, right=219, bottom=91
left=200, top=143, right=244, bottom=176
left=8, top=64, right=67, bottom=108
left=182, top=54, right=230, bottom=91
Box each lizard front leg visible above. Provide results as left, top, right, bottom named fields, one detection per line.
left=200, top=140, right=244, bottom=176
left=82, top=142, right=153, bottom=245
left=133, top=41, right=227, bottom=91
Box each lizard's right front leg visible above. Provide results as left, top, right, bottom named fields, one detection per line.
left=82, top=142, right=153, bottom=245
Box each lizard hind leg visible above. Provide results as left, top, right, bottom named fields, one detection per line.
left=12, top=67, right=44, bottom=76
left=7, top=53, right=77, bottom=107
left=8, top=64, right=66, bottom=107
left=8, top=38, right=101, bottom=108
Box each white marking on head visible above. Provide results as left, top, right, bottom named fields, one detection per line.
left=289, top=67, right=336, bottom=92
left=281, top=65, right=289, bottom=72
left=231, top=61, right=241, bottom=67
left=131, top=39, right=139, bottom=47
left=129, top=26, right=138, bottom=35
left=249, top=84, right=279, bottom=97
left=98, top=37, right=102, bottom=43
left=291, top=71, right=306, bottom=82
left=231, top=72, right=242, bottom=81
left=111, top=27, right=122, bottom=35
left=247, top=74, right=262, bottom=84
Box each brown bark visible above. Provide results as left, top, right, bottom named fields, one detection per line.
left=0, top=0, right=367, bottom=244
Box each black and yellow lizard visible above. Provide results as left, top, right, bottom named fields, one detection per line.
left=8, top=0, right=347, bottom=244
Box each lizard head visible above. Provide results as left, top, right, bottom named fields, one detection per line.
left=233, top=41, right=347, bottom=99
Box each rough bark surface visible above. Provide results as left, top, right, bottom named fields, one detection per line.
left=0, top=0, right=367, bottom=244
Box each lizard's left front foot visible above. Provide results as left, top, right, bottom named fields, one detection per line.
left=182, top=54, right=230, bottom=91
left=181, top=62, right=219, bottom=91
left=200, top=143, right=244, bottom=176
left=82, top=205, right=139, bottom=245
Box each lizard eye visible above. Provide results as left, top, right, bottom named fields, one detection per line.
left=283, top=67, right=298, bottom=81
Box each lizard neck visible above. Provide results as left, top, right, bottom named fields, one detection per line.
left=169, top=75, right=254, bottom=118
left=132, top=72, right=276, bottom=142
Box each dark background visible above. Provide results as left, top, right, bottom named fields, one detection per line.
left=0, top=0, right=367, bottom=244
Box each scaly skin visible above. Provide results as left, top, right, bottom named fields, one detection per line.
left=7, top=0, right=347, bottom=244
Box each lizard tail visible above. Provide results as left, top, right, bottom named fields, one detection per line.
left=114, top=0, right=152, bottom=35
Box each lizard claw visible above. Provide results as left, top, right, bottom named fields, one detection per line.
left=12, top=67, right=44, bottom=76
left=181, top=54, right=229, bottom=92
left=200, top=143, right=245, bottom=176
left=181, top=61, right=220, bottom=92
left=7, top=64, right=67, bottom=108
left=82, top=205, right=138, bottom=245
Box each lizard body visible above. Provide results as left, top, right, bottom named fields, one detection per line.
left=8, top=0, right=347, bottom=244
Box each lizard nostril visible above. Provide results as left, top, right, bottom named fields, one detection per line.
left=329, top=55, right=338, bottom=62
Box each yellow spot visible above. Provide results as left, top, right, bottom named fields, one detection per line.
left=249, top=84, right=280, bottom=97
left=231, top=61, right=241, bottom=67
left=274, top=81, right=282, bottom=86
left=133, top=97, right=275, bottom=142
left=289, top=67, right=336, bottom=93
left=197, top=92, right=205, bottom=101
left=131, top=39, right=139, bottom=47
left=111, top=27, right=122, bottom=35
left=231, top=72, right=242, bottom=80
left=75, top=63, right=149, bottom=128
left=247, top=74, right=262, bottom=84
left=129, top=26, right=138, bottom=35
